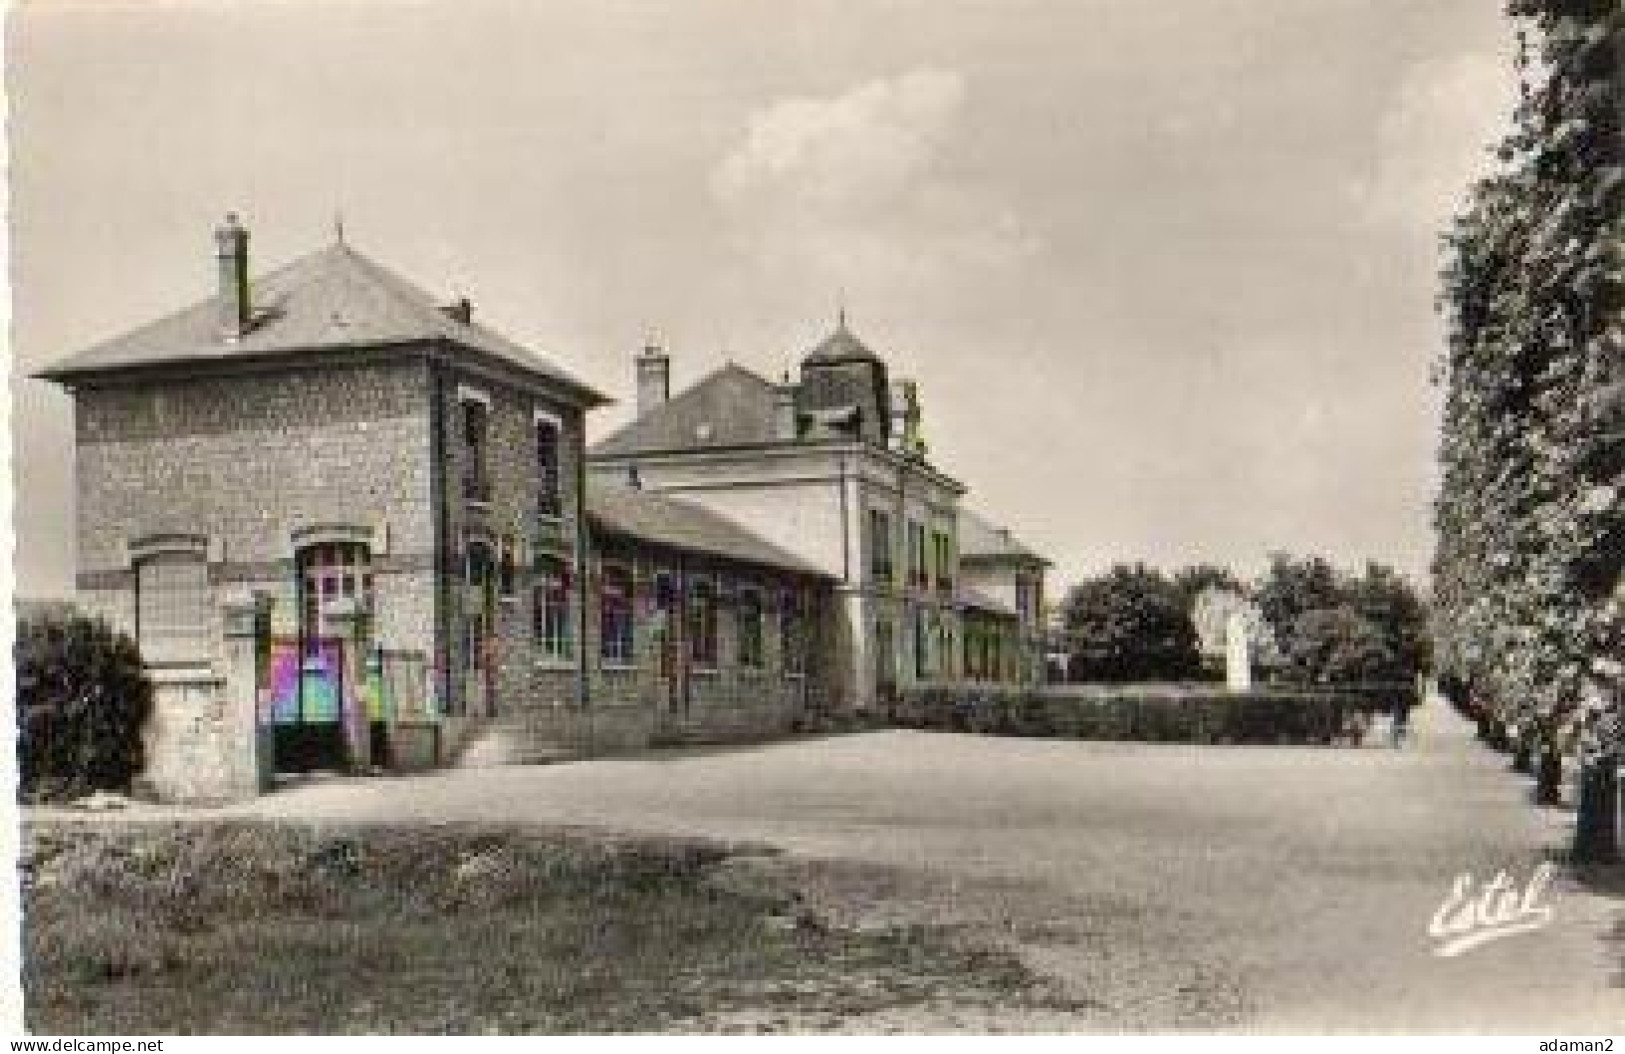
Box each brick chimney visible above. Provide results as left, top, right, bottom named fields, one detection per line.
left=774, top=374, right=799, bottom=441
left=635, top=342, right=670, bottom=418
left=214, top=213, right=250, bottom=341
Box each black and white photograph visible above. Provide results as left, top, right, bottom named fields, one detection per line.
left=4, top=0, right=1621, bottom=1038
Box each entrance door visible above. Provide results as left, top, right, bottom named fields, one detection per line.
left=279, top=540, right=374, bottom=771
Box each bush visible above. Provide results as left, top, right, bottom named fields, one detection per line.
left=893, top=684, right=1386, bottom=746
left=1061, top=565, right=1202, bottom=682
left=17, top=614, right=152, bottom=802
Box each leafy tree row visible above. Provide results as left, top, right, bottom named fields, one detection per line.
left=1057, top=555, right=1429, bottom=689
left=1433, top=0, right=1621, bottom=860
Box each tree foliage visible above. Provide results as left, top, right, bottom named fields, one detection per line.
left=1171, top=564, right=1246, bottom=611
left=16, top=613, right=153, bottom=802
left=1255, top=554, right=1430, bottom=685
left=1281, top=607, right=1396, bottom=687
left=1061, top=564, right=1202, bottom=683
left=1433, top=0, right=1622, bottom=795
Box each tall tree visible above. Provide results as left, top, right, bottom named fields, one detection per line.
left=1435, top=0, right=1622, bottom=860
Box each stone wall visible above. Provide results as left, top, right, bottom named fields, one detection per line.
left=73, top=357, right=437, bottom=657
left=432, top=364, right=587, bottom=718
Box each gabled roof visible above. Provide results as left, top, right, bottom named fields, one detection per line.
left=803, top=314, right=882, bottom=365
left=959, top=507, right=1050, bottom=566
left=587, top=484, right=828, bottom=579
left=35, top=240, right=607, bottom=404
left=590, top=362, right=781, bottom=457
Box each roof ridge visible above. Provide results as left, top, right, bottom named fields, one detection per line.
left=35, top=236, right=605, bottom=404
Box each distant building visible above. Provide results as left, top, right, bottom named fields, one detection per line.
left=956, top=509, right=1051, bottom=687
left=589, top=316, right=1049, bottom=708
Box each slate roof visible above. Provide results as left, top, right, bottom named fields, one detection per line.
left=590, top=363, right=782, bottom=457
left=958, top=508, right=1050, bottom=566
left=587, top=484, right=828, bottom=578
left=35, top=239, right=608, bottom=405
left=803, top=314, right=882, bottom=365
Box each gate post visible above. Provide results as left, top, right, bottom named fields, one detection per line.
left=222, top=598, right=272, bottom=797
left=326, top=600, right=372, bottom=774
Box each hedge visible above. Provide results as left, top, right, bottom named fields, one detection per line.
left=888, top=682, right=1417, bottom=746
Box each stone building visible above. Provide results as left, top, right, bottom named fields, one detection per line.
left=588, top=317, right=1048, bottom=710
left=35, top=217, right=830, bottom=793
left=37, top=217, right=1047, bottom=798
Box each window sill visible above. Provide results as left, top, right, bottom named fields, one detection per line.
left=533, top=657, right=575, bottom=672
left=600, top=661, right=640, bottom=673
left=690, top=665, right=720, bottom=677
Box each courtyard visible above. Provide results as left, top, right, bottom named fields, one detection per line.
left=174, top=698, right=1621, bottom=1031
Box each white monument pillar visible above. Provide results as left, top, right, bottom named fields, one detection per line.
left=1225, top=611, right=1252, bottom=691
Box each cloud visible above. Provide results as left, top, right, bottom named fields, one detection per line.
left=711, top=69, right=1038, bottom=291
left=1356, top=52, right=1516, bottom=232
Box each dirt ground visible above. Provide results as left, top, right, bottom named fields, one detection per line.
left=35, top=698, right=1623, bottom=1033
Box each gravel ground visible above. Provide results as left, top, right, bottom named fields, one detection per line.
left=41, top=697, right=1622, bottom=1033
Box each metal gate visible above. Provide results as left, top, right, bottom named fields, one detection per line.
left=263, top=635, right=350, bottom=772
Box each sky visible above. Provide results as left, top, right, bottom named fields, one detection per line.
left=6, top=0, right=1518, bottom=599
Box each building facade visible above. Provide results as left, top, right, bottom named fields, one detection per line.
left=957, top=509, right=1052, bottom=686
left=38, top=218, right=1048, bottom=798
left=589, top=319, right=1049, bottom=710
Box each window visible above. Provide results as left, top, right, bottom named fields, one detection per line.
left=907, top=521, right=927, bottom=589
left=533, top=557, right=572, bottom=660
left=536, top=416, right=562, bottom=519
left=933, top=530, right=953, bottom=592
left=499, top=536, right=517, bottom=599
left=913, top=607, right=930, bottom=679
left=600, top=564, right=635, bottom=665
left=868, top=509, right=894, bottom=585
left=462, top=398, right=490, bottom=503
left=136, top=551, right=209, bottom=663
left=737, top=588, right=764, bottom=669
left=780, top=589, right=806, bottom=677
left=297, top=540, right=373, bottom=652
left=466, top=540, right=495, bottom=596
left=688, top=577, right=719, bottom=668
left=463, top=540, right=496, bottom=672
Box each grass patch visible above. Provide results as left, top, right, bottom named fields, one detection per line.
left=23, top=821, right=1058, bottom=1034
